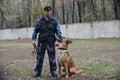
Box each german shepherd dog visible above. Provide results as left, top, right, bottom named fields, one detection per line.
left=57, top=37, right=82, bottom=79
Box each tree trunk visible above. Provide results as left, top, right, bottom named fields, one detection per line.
left=101, top=0, right=106, bottom=20
left=113, top=0, right=118, bottom=19
left=72, top=0, right=75, bottom=23
left=76, top=0, right=82, bottom=23
left=91, top=0, right=97, bottom=19
left=0, top=8, right=8, bottom=29
left=52, top=0, right=56, bottom=16
left=0, top=1, right=5, bottom=29
left=61, top=0, right=65, bottom=24
left=27, top=0, right=32, bottom=27
left=113, top=0, right=120, bottom=20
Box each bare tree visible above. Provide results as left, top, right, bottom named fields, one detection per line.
left=101, top=0, right=106, bottom=20
left=26, top=0, right=32, bottom=27
left=90, top=0, right=97, bottom=20
left=0, top=0, right=120, bottom=29
left=113, top=0, right=120, bottom=20
left=76, top=0, right=82, bottom=23
left=72, top=0, right=75, bottom=23
left=52, top=0, right=56, bottom=16
left=61, top=0, right=65, bottom=24
left=0, top=0, right=8, bottom=29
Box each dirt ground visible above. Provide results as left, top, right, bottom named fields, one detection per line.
left=0, top=38, right=120, bottom=80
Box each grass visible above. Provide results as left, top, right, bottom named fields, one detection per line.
left=0, top=38, right=120, bottom=79
left=0, top=39, right=33, bottom=47
left=70, top=40, right=120, bottom=49
left=77, top=61, right=119, bottom=75
left=4, top=55, right=115, bottom=79
left=0, top=42, right=32, bottom=47
left=0, top=38, right=120, bottom=48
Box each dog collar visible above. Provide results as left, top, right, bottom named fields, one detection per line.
left=58, top=47, right=67, bottom=50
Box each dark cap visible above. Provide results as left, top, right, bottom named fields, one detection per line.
left=44, top=6, right=52, bottom=11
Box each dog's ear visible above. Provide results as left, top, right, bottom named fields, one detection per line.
left=67, top=40, right=72, bottom=44
left=57, top=36, right=63, bottom=43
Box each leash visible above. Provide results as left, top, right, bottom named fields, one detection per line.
left=31, top=44, right=40, bottom=59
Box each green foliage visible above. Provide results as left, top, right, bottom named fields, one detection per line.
left=31, top=0, right=44, bottom=26
left=15, top=13, right=27, bottom=28
left=2, top=0, right=12, bottom=16
left=82, top=13, right=97, bottom=22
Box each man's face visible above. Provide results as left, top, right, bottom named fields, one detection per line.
left=44, top=10, right=52, bottom=18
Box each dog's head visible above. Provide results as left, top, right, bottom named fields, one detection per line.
left=58, top=37, right=72, bottom=50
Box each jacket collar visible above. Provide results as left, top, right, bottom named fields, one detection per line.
left=43, top=15, right=53, bottom=21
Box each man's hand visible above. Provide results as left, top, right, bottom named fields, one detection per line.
left=54, top=41, right=59, bottom=46
left=32, top=41, right=36, bottom=46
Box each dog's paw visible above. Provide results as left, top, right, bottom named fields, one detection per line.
left=78, top=70, right=83, bottom=73
left=65, top=75, right=69, bottom=79
left=58, top=74, right=60, bottom=78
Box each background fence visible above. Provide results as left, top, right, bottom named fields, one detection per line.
left=0, top=20, right=120, bottom=40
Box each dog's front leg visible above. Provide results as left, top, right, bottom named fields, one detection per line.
left=58, top=63, right=61, bottom=78
left=64, top=62, right=69, bottom=79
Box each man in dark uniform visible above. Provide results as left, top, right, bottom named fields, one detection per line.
left=32, top=6, right=62, bottom=77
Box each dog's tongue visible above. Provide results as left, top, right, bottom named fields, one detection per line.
left=58, top=47, right=67, bottom=50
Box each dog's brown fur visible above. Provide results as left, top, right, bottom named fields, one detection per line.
left=57, top=37, right=81, bottom=79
